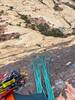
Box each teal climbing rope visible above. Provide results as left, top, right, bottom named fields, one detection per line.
left=32, top=59, right=43, bottom=93
left=39, top=56, right=55, bottom=100
left=32, top=56, right=55, bottom=100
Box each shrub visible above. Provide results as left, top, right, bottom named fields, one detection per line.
left=18, top=13, right=64, bottom=37
left=53, top=4, right=63, bottom=11
left=8, top=23, right=13, bottom=26
left=37, top=23, right=49, bottom=34
left=0, top=10, right=4, bottom=16
left=37, top=23, right=64, bottom=37
left=16, top=22, right=21, bottom=26
left=48, top=28, right=64, bottom=37
left=30, top=24, right=36, bottom=30
left=19, top=14, right=31, bottom=24
left=9, top=6, right=14, bottom=10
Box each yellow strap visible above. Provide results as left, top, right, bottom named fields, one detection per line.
left=2, top=79, right=15, bottom=88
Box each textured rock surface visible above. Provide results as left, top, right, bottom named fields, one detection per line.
left=0, top=0, right=75, bottom=99
left=0, top=0, right=75, bottom=35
